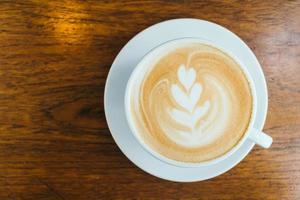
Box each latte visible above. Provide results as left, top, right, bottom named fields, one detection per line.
left=127, top=42, right=253, bottom=163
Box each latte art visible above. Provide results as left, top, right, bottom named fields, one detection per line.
left=128, top=43, right=253, bottom=163
left=165, top=64, right=227, bottom=147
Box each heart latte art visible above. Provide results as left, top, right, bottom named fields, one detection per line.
left=128, top=43, right=253, bottom=163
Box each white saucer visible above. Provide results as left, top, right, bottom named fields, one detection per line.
left=104, top=18, right=268, bottom=182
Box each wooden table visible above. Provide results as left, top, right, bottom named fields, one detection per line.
left=0, top=1, right=299, bottom=199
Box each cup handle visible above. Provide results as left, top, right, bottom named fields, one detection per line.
left=248, top=128, right=273, bottom=148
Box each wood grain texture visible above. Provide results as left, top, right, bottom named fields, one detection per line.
left=0, top=0, right=299, bottom=199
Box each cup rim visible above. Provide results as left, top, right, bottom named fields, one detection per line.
left=124, top=37, right=257, bottom=168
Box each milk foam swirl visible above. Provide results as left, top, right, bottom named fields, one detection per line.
left=129, top=43, right=252, bottom=162
left=160, top=63, right=230, bottom=147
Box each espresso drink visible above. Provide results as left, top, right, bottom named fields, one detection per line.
left=128, top=42, right=253, bottom=163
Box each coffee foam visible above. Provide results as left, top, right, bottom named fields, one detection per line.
left=129, top=43, right=252, bottom=163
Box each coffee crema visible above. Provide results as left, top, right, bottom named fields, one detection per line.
left=128, top=43, right=253, bottom=163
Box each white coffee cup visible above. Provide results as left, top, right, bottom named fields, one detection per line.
left=125, top=38, right=272, bottom=167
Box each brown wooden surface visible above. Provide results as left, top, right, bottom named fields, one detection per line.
left=0, top=0, right=299, bottom=199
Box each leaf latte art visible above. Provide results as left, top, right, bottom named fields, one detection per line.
left=170, top=65, right=210, bottom=132
left=129, top=43, right=253, bottom=162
